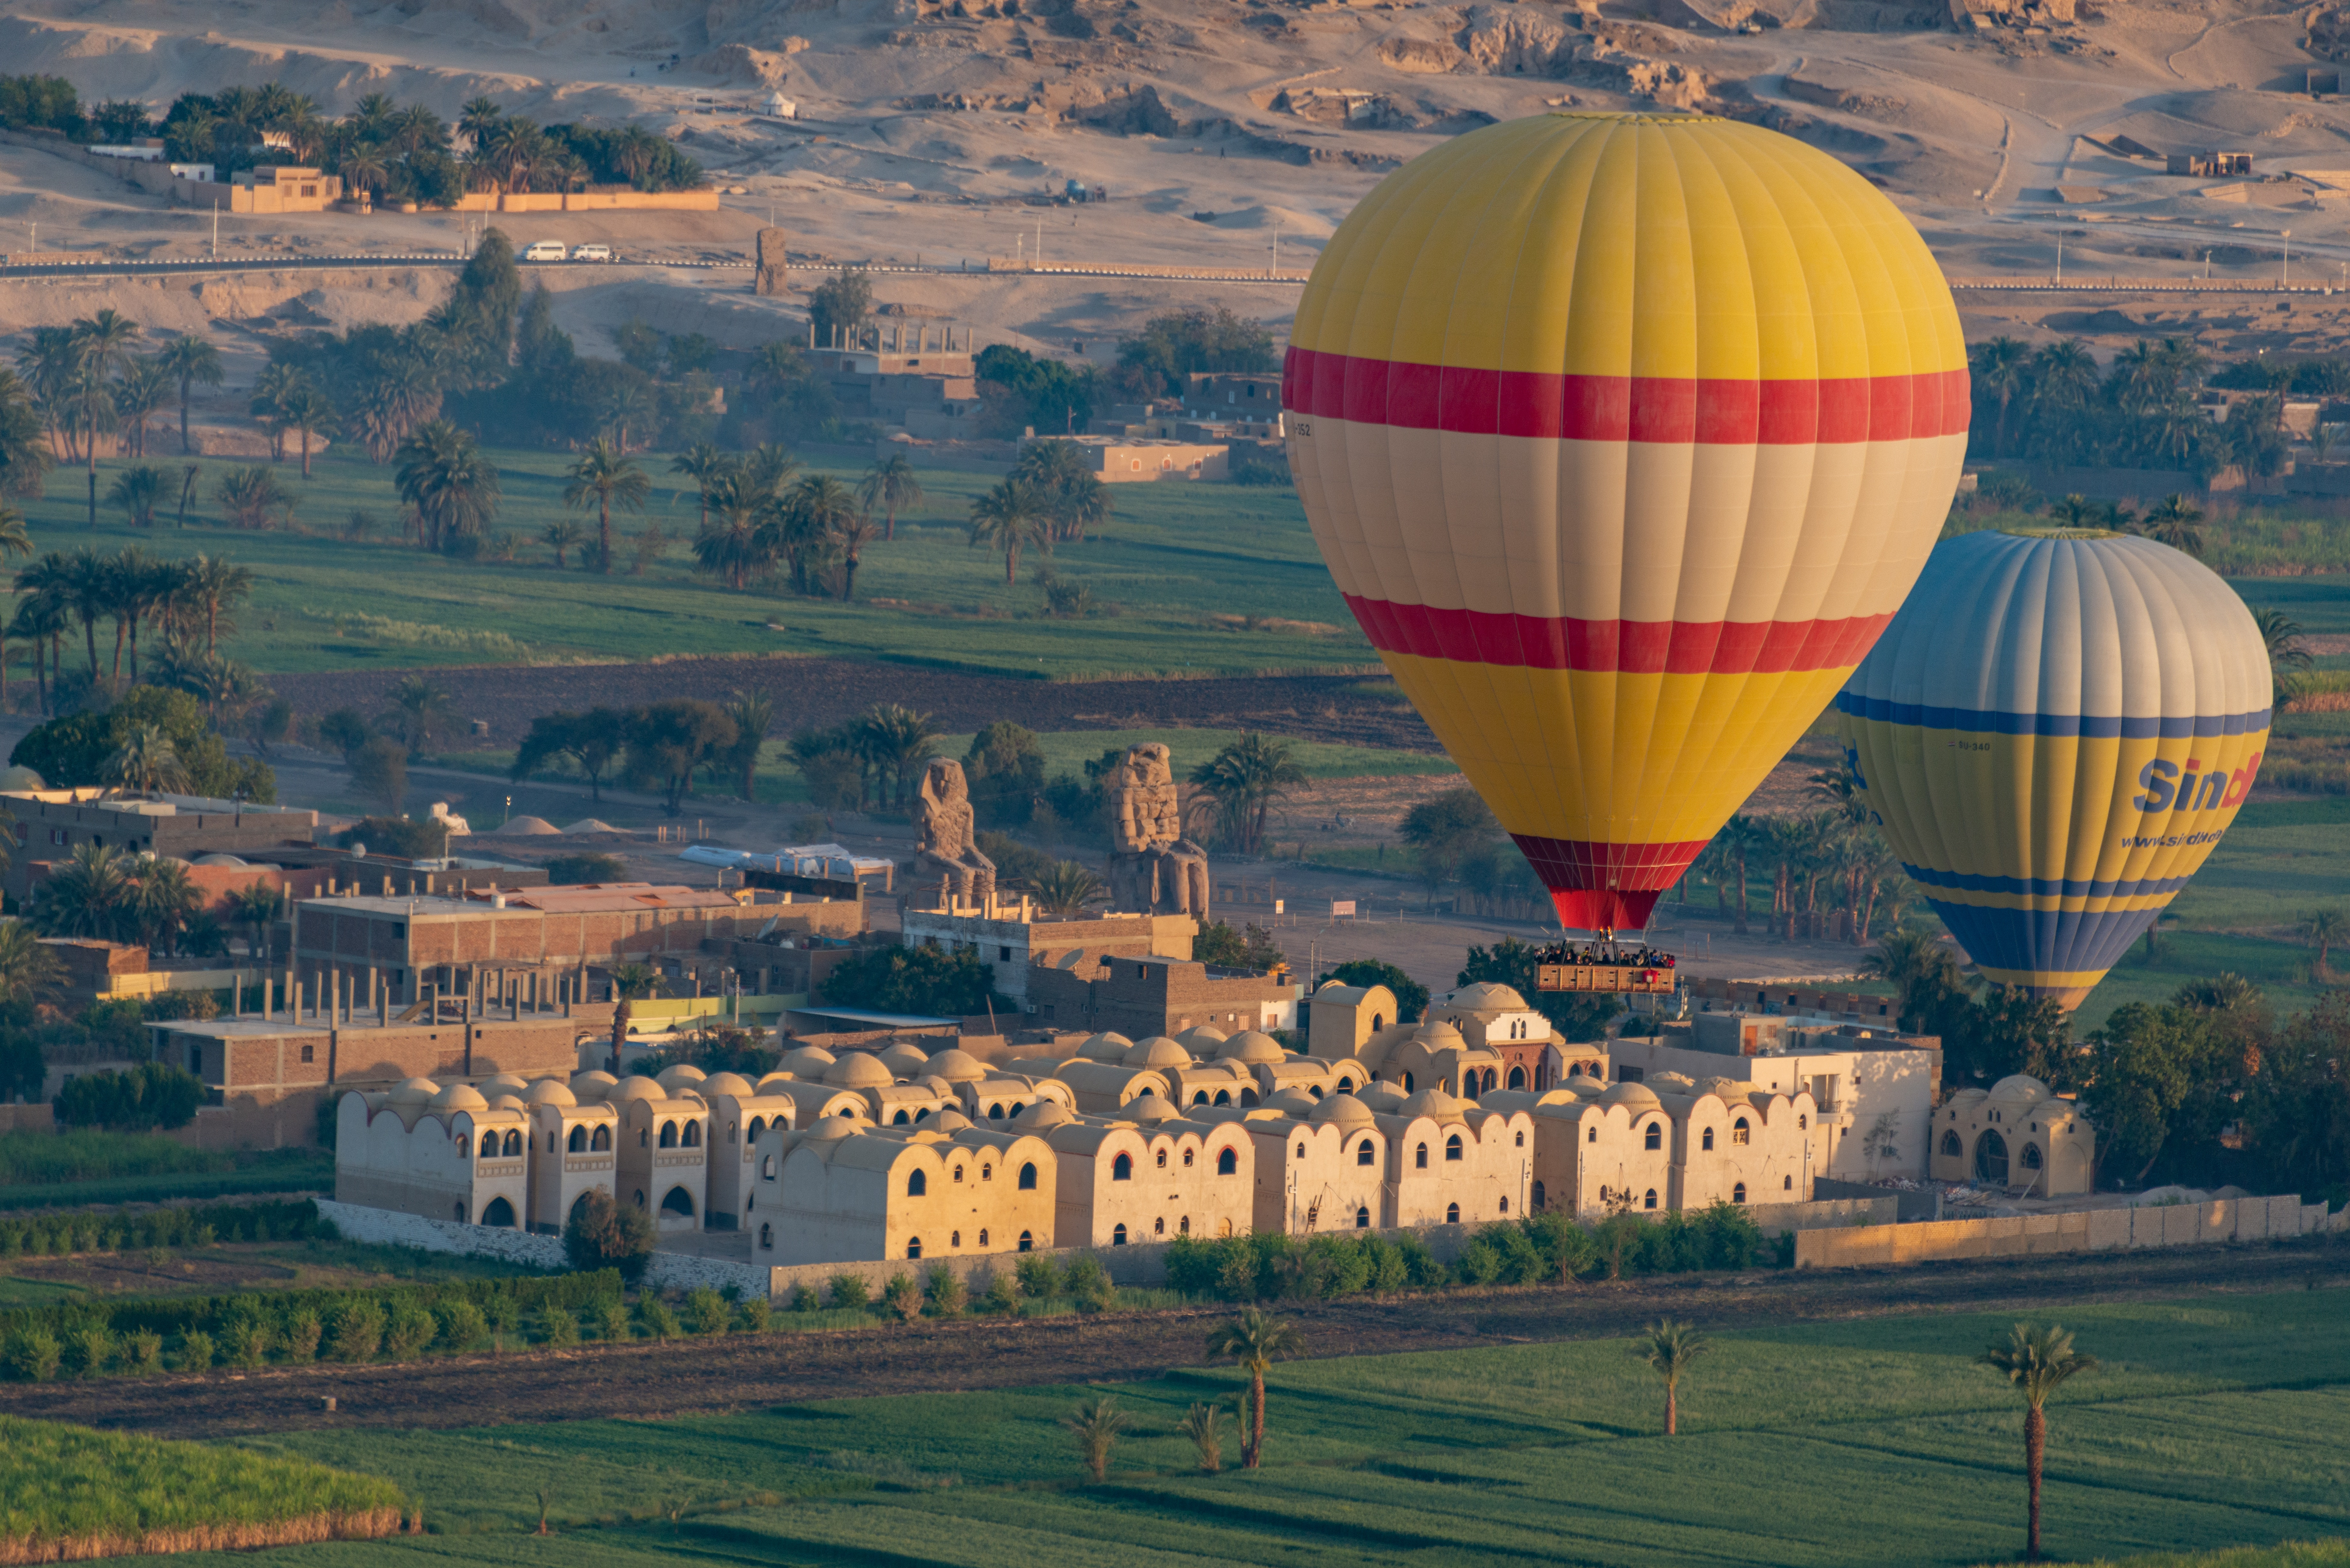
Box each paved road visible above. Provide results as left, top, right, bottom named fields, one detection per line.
left=0, top=254, right=1306, bottom=286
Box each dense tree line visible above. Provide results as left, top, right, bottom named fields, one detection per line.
left=505, top=692, right=772, bottom=811
left=1966, top=335, right=2309, bottom=482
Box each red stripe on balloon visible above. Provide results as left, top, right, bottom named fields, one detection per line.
left=1343, top=595, right=1891, bottom=675
left=1510, top=835, right=1711, bottom=931
left=1282, top=347, right=1971, bottom=443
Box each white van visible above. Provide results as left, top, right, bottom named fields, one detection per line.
left=520, top=240, right=566, bottom=262
left=571, top=244, right=612, bottom=262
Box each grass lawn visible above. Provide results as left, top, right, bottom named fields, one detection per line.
left=14, top=452, right=1373, bottom=681
left=191, top=1286, right=2350, bottom=1568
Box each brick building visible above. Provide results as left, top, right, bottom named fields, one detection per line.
left=1024, top=953, right=1299, bottom=1039
left=3, top=790, right=317, bottom=903
left=899, top=906, right=1196, bottom=1001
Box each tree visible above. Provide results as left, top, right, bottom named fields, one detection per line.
left=511, top=708, right=628, bottom=800
left=70, top=309, right=143, bottom=527
left=1640, top=1318, right=1709, bottom=1436
left=775, top=474, right=855, bottom=594
left=106, top=465, right=165, bottom=528
left=1188, top=733, right=1307, bottom=856
left=132, top=857, right=204, bottom=955
left=540, top=518, right=586, bottom=569
left=1970, top=337, right=2030, bottom=457
left=669, top=442, right=729, bottom=533
left=1204, top=1307, right=1303, bottom=1468
left=178, top=555, right=252, bottom=655
left=1061, top=1395, right=1132, bottom=1483
left=384, top=674, right=453, bottom=756
left=829, top=508, right=881, bottom=602
left=103, top=723, right=190, bottom=795
left=2242, top=991, right=2350, bottom=1194
left=394, top=420, right=501, bottom=553
left=113, top=358, right=172, bottom=458
left=855, top=703, right=943, bottom=809
left=562, top=1189, right=654, bottom=1283
left=277, top=382, right=338, bottom=478
left=1195, top=921, right=1284, bottom=972
left=1323, top=958, right=1427, bottom=1023
left=0, top=921, right=65, bottom=1009
left=215, top=465, right=292, bottom=530
left=807, top=269, right=873, bottom=346
left=625, top=699, right=738, bottom=812
left=28, top=843, right=137, bottom=940
left=226, top=881, right=285, bottom=965
left=722, top=690, right=775, bottom=801
left=0, top=371, right=51, bottom=502
left=857, top=453, right=923, bottom=542
left=2076, top=1002, right=2234, bottom=1187
left=2255, top=606, right=2313, bottom=708
left=349, top=736, right=409, bottom=816
left=53, top=1062, right=203, bottom=1131
left=1179, top=1400, right=1230, bottom=1474
left=1978, top=1323, right=2097, bottom=1562
left=1031, top=860, right=1100, bottom=917
left=1399, top=787, right=1500, bottom=885
left=606, top=961, right=662, bottom=1070
left=2304, top=908, right=2347, bottom=978
left=966, top=478, right=1050, bottom=587
left=564, top=438, right=649, bottom=574
left=815, top=944, right=1002, bottom=1017
left=2140, top=494, right=2203, bottom=556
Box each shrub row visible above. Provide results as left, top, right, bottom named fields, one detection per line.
left=0, top=1198, right=318, bottom=1262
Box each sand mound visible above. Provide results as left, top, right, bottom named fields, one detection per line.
left=493, top=816, right=562, bottom=835
left=564, top=818, right=625, bottom=834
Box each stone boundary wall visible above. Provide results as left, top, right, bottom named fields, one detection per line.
left=315, top=1200, right=771, bottom=1296
left=0, top=1104, right=54, bottom=1134
left=1795, top=1194, right=2346, bottom=1269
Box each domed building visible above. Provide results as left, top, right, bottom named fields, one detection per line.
left=750, top=1116, right=1059, bottom=1264
left=1930, top=1075, right=2094, bottom=1196
left=336, top=1082, right=529, bottom=1229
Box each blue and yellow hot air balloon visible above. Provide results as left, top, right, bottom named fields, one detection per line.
left=1837, top=527, right=2272, bottom=1007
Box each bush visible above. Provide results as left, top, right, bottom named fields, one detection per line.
left=51, top=1064, right=206, bottom=1132
left=638, top=1298, right=681, bottom=1341
left=1016, top=1254, right=1061, bottom=1300
left=828, top=1274, right=870, bottom=1310
left=923, top=1266, right=967, bottom=1318
left=228, top=1323, right=269, bottom=1370
left=122, top=1330, right=163, bottom=1375
left=1453, top=1236, right=1504, bottom=1286
left=788, top=1283, right=819, bottom=1314
left=481, top=1292, right=520, bottom=1336
left=535, top=1304, right=580, bottom=1347
left=735, top=1297, right=771, bottom=1333
left=383, top=1304, right=435, bottom=1360
left=882, top=1272, right=922, bottom=1322
left=980, top=1271, right=1019, bottom=1315
left=328, top=1302, right=383, bottom=1362
left=681, top=1287, right=730, bottom=1334
left=174, top=1330, right=213, bottom=1372
left=65, top=1326, right=110, bottom=1378
left=282, top=1312, right=322, bottom=1362
left=542, top=853, right=626, bottom=885
left=1228, top=458, right=1291, bottom=487
left=5, top=1328, right=60, bottom=1382
left=433, top=1300, right=485, bottom=1351
left=564, top=1191, right=654, bottom=1283
left=592, top=1297, right=631, bottom=1342
left=1064, top=1255, right=1114, bottom=1314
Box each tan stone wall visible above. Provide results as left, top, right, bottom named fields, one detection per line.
left=1794, top=1195, right=2345, bottom=1268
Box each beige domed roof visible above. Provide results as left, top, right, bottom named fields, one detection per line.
left=1124, top=1035, right=1194, bottom=1069
left=1173, top=1026, right=1228, bottom=1053
left=877, top=1041, right=931, bottom=1071
left=568, top=1070, right=618, bottom=1104
left=781, top=1046, right=838, bottom=1075
left=1601, top=1080, right=1662, bottom=1109
left=923, top=1048, right=986, bottom=1082
left=486, top=1093, right=528, bottom=1114
left=825, top=1052, right=895, bottom=1089
left=1118, top=1096, right=1182, bottom=1123
left=1946, top=1086, right=1990, bottom=1104
left=429, top=1082, right=489, bottom=1112
left=1219, top=1030, right=1286, bottom=1065
left=1078, top=1031, right=1134, bottom=1061
left=699, top=1071, right=755, bottom=1099
left=929, top=1106, right=973, bottom=1132
left=390, top=1077, right=440, bottom=1106
left=1398, top=1086, right=1463, bottom=1120
left=1014, top=1099, right=1075, bottom=1130
left=803, top=1116, right=859, bottom=1142
left=1413, top=1020, right=1466, bottom=1051
left=611, top=1075, right=664, bottom=1103
left=1697, top=1077, right=1755, bottom=1100
left=1356, top=1082, right=1409, bottom=1112
left=483, top=1073, right=529, bottom=1093
left=1308, top=1092, right=1375, bottom=1128
left=656, top=1064, right=707, bottom=1090
left=524, top=1079, right=577, bottom=1107
left=1264, top=1087, right=1321, bottom=1115
left=1445, top=981, right=1529, bottom=1012
left=1989, top=1074, right=2051, bottom=1104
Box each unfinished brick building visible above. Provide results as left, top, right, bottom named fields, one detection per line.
left=1024, top=954, right=1300, bottom=1040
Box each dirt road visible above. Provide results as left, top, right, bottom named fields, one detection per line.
left=4, top=1242, right=2336, bottom=1440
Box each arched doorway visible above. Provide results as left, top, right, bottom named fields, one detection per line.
left=657, top=1186, right=698, bottom=1232
left=480, top=1195, right=516, bottom=1228
left=1973, top=1129, right=2009, bottom=1185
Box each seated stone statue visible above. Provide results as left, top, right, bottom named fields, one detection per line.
left=1105, top=743, right=1209, bottom=919
left=914, top=758, right=995, bottom=904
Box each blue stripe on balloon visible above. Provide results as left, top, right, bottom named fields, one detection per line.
left=1902, top=864, right=2196, bottom=900
left=1925, top=899, right=2161, bottom=981
left=1834, top=691, right=2270, bottom=739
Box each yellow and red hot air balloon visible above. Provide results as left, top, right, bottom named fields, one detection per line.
left=1285, top=112, right=1970, bottom=931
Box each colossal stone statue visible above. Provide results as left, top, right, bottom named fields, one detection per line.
left=914, top=758, right=996, bottom=904
left=1105, top=743, right=1209, bottom=919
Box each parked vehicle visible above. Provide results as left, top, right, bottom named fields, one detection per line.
left=571, top=244, right=613, bottom=262
left=521, top=240, right=567, bottom=261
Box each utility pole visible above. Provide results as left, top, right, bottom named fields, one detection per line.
left=2056, top=232, right=2062, bottom=286
left=209, top=203, right=216, bottom=257
left=2282, top=229, right=2291, bottom=289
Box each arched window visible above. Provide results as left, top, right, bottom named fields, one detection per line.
left=953, top=1164, right=965, bottom=1184
left=1499, top=1196, right=1509, bottom=1214
left=1587, top=1126, right=1598, bottom=1143
left=591, top=1125, right=611, bottom=1151
left=1483, top=1069, right=1497, bottom=1093
left=1731, top=1118, right=1750, bottom=1146
left=1213, top=1090, right=1232, bottom=1106
left=454, top=1201, right=467, bottom=1221
left=1784, top=1175, right=1793, bottom=1190
left=1178, top=1216, right=1189, bottom=1234
left=982, top=1164, right=993, bottom=1181
left=989, top=1102, right=1005, bottom=1119
left=1514, top=1130, right=1524, bottom=1148
left=951, top=1230, right=961, bottom=1247
left=1372, top=1014, right=1385, bottom=1032
left=567, top=1125, right=588, bottom=1153
left=908, top=1169, right=928, bottom=1196
left=979, top=1228, right=989, bottom=1246
left=1414, top=1143, right=1429, bottom=1169
left=1643, top=1189, right=1658, bottom=1210
left=1974, top=1130, right=2010, bottom=1184
left=1194, top=1090, right=1209, bottom=1104
left=1294, top=1142, right=1305, bottom=1159
left=908, top=1237, right=922, bottom=1259
left=503, top=1130, right=521, bottom=1156
left=660, top=1187, right=695, bottom=1218
left=1445, top=1202, right=1460, bottom=1224
left=1240, top=1088, right=1259, bottom=1106
left=761, top=1155, right=775, bottom=1179
left=1154, top=1217, right=1165, bottom=1235
left=1217, top=1146, right=1238, bottom=1175
left=727, top=1121, right=738, bottom=1145
left=893, top=1110, right=911, bottom=1126
left=749, top=1117, right=766, bottom=1139
left=1018, top=1230, right=1034, bottom=1252
left=1182, top=1148, right=1194, bottom=1167
left=759, top=1223, right=773, bottom=1248
left=2021, top=1143, right=2044, bottom=1170
left=1531, top=1180, right=1546, bottom=1210
left=1798, top=1113, right=1808, bottom=1130
left=1112, top=1223, right=1128, bottom=1245
left=1444, top=1134, right=1463, bottom=1162
left=1009, top=1103, right=1026, bottom=1118
left=1702, top=1127, right=1715, bottom=1151
left=1508, top=1066, right=1526, bottom=1089
left=1732, top=1182, right=1747, bottom=1204
left=1338, top=1076, right=1356, bottom=1092
left=1112, top=1153, right=1132, bottom=1181
left=1019, top=1161, right=1038, bottom=1190
left=1354, top=1205, right=1370, bottom=1229
left=456, top=1134, right=470, bottom=1157
left=1401, top=1072, right=1414, bottom=1092
left=659, top=1121, right=679, bottom=1149
left=481, top=1196, right=515, bottom=1227
left=1156, top=1149, right=1168, bottom=1169
left=1644, top=1122, right=1662, bottom=1150
left=1357, top=1139, right=1376, bottom=1166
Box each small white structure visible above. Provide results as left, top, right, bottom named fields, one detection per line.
left=766, top=92, right=798, bottom=118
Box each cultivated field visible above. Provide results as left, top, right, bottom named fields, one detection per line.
left=138, top=1267, right=2350, bottom=1568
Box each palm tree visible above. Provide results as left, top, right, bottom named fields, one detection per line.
left=1979, top=1323, right=2098, bottom=1562
left=386, top=673, right=453, bottom=756
left=1188, top=733, right=1307, bottom=856
left=2029, top=339, right=2099, bottom=412
left=215, top=466, right=292, bottom=530
left=249, top=362, right=301, bottom=463
left=2141, top=494, right=2204, bottom=557
left=854, top=703, right=942, bottom=808
left=669, top=443, right=730, bottom=532
left=458, top=96, right=503, bottom=150
left=1640, top=1318, right=1709, bottom=1436
left=541, top=519, right=587, bottom=569
left=227, top=881, right=285, bottom=964
left=395, top=420, right=501, bottom=553
left=132, top=857, right=204, bottom=955
left=70, top=309, right=143, bottom=527
left=2253, top=605, right=2312, bottom=677
left=106, top=465, right=165, bottom=528
left=1204, top=1307, right=1303, bottom=1469
left=1032, top=860, right=1099, bottom=917
left=724, top=690, right=775, bottom=800
left=9, top=594, right=63, bottom=716
left=0, top=920, right=65, bottom=1007
left=1060, top=1395, right=1131, bottom=1483
left=179, top=555, right=254, bottom=655
left=154, top=331, right=224, bottom=454
left=1969, top=337, right=2030, bottom=456
left=104, top=724, right=190, bottom=796
left=829, top=509, right=880, bottom=601
left=606, top=961, right=662, bottom=1069
left=277, top=383, right=338, bottom=478
left=967, top=478, right=1049, bottom=586
left=337, top=144, right=390, bottom=204
left=29, top=843, right=137, bottom=940
left=564, top=439, right=649, bottom=573
left=113, top=358, right=172, bottom=458
left=857, top=453, right=924, bottom=541
left=2304, top=908, right=2347, bottom=978
left=1179, top=1400, right=1230, bottom=1474
left=775, top=475, right=855, bottom=594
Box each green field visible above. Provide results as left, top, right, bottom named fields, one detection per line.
left=165, top=1286, right=2350, bottom=1568
left=13, top=452, right=1371, bottom=681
